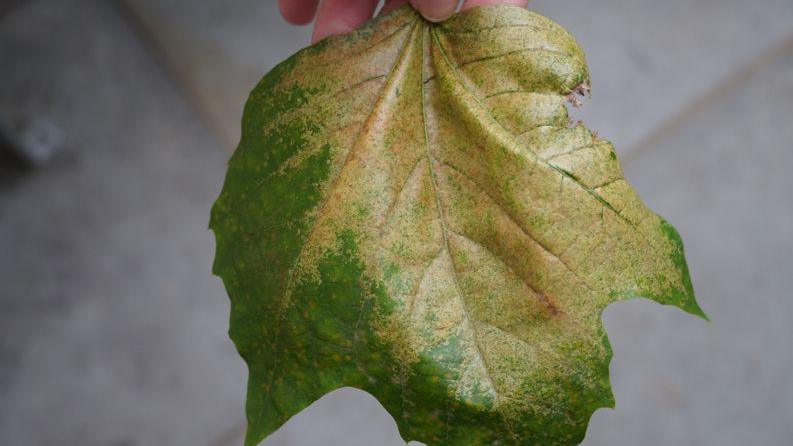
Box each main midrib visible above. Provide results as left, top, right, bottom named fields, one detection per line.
left=419, top=22, right=503, bottom=406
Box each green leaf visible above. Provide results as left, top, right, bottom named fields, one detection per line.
left=210, top=5, right=705, bottom=446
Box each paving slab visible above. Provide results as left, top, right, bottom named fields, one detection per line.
left=0, top=2, right=243, bottom=446
left=119, top=0, right=311, bottom=149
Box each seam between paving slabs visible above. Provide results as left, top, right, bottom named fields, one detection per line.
left=623, top=33, right=793, bottom=166
left=111, top=0, right=231, bottom=153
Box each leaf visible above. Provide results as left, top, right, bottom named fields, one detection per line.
left=210, top=5, right=705, bottom=446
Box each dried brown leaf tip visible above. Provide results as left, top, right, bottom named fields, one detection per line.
left=565, top=82, right=590, bottom=108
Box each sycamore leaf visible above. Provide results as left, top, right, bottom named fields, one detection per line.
left=210, top=5, right=705, bottom=446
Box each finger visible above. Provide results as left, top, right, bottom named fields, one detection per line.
left=279, top=0, right=320, bottom=25
left=312, top=0, right=379, bottom=43
left=461, top=0, right=529, bottom=11
left=380, top=0, right=409, bottom=16
left=409, top=0, right=457, bottom=22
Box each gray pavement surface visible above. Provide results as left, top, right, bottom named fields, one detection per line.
left=120, top=0, right=312, bottom=150
left=1, top=1, right=792, bottom=446
left=0, top=2, right=242, bottom=446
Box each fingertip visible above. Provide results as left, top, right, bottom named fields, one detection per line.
left=380, top=0, right=410, bottom=16
left=409, top=0, right=457, bottom=22
left=311, top=0, right=379, bottom=44
left=279, top=0, right=320, bottom=25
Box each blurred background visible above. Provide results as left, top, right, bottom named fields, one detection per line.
left=1, top=1, right=792, bottom=445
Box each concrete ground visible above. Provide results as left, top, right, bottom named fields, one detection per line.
left=1, top=1, right=792, bottom=445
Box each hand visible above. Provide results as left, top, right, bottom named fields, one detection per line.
left=279, top=0, right=530, bottom=43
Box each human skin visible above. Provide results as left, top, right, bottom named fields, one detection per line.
left=278, top=0, right=530, bottom=43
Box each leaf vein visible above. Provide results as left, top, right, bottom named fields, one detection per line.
left=421, top=24, right=500, bottom=402
left=264, top=18, right=421, bottom=396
